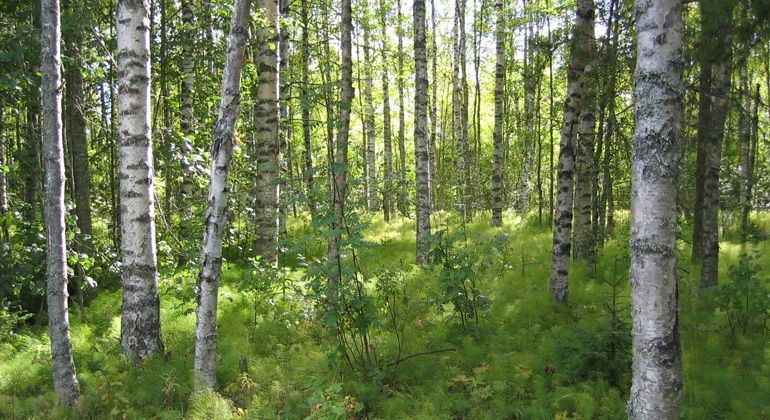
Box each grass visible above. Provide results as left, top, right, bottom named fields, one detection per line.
left=0, top=211, right=768, bottom=419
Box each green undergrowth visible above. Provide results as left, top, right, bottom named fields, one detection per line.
left=1, top=211, right=768, bottom=419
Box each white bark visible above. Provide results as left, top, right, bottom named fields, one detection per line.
left=117, top=0, right=163, bottom=361
left=628, top=0, right=683, bottom=417
left=194, top=0, right=251, bottom=391
left=41, top=0, right=80, bottom=406
left=380, top=0, right=393, bottom=222
left=362, top=15, right=378, bottom=212
left=179, top=0, right=195, bottom=207
left=254, top=0, right=280, bottom=262
left=414, top=0, right=431, bottom=263
left=549, top=0, right=593, bottom=303
left=491, top=0, right=505, bottom=226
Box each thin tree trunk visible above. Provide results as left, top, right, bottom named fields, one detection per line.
left=41, top=0, right=81, bottom=405
left=300, top=0, right=315, bottom=214
left=278, top=0, right=290, bottom=239
left=695, top=0, right=733, bottom=288
left=628, top=0, right=683, bottom=417
left=429, top=0, right=438, bottom=212
left=194, top=0, right=251, bottom=391
left=396, top=0, right=408, bottom=217
left=63, top=1, right=93, bottom=305
left=254, top=0, right=280, bottom=263
left=0, top=102, right=8, bottom=241
left=414, top=0, right=431, bottom=264
left=572, top=0, right=597, bottom=269
left=117, top=0, right=164, bottom=361
left=178, top=0, right=196, bottom=243
left=549, top=0, right=593, bottom=303
left=380, top=0, right=393, bottom=222
left=491, top=0, right=505, bottom=226
left=362, top=9, right=378, bottom=212
left=740, top=81, right=759, bottom=239
left=329, top=0, right=353, bottom=281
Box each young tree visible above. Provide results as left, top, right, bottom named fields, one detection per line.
left=0, top=102, right=7, bottom=241
left=194, top=0, right=251, bottom=391
left=362, top=4, right=378, bottom=211
left=628, top=0, right=684, bottom=417
left=380, top=0, right=394, bottom=222
left=40, top=0, right=80, bottom=405
left=414, top=0, right=431, bottom=263
left=396, top=0, right=408, bottom=217
left=116, top=0, right=164, bottom=361
left=491, top=0, right=505, bottom=226
left=549, top=0, right=594, bottom=303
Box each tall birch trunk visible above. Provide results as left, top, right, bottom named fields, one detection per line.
left=429, top=0, right=438, bottom=212
left=491, top=0, right=505, bottom=226
left=740, top=81, right=759, bottom=239
left=396, top=0, right=408, bottom=217
left=300, top=0, right=315, bottom=215
left=329, top=0, right=353, bottom=281
left=628, top=0, right=683, bottom=417
left=0, top=102, right=8, bottom=241
left=64, top=2, right=93, bottom=304
left=572, top=0, right=597, bottom=268
left=414, top=0, right=431, bottom=264
left=41, top=0, right=81, bottom=405
left=380, top=0, right=393, bottom=222
left=194, top=0, right=251, bottom=391
left=254, top=0, right=280, bottom=263
left=453, top=0, right=470, bottom=217
left=362, top=13, right=378, bottom=212
left=179, top=0, right=195, bottom=218
left=278, top=0, right=290, bottom=238
left=694, top=0, right=733, bottom=288
left=549, top=0, right=593, bottom=303
left=117, top=0, right=164, bottom=361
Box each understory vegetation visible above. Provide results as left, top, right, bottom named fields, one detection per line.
left=1, top=212, right=768, bottom=419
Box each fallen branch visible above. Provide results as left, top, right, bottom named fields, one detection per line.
left=388, top=348, right=457, bottom=368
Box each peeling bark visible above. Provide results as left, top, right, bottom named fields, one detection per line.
left=414, top=0, right=431, bottom=264
left=628, top=0, right=684, bottom=417
left=194, top=0, right=251, bottom=391
left=117, top=0, right=164, bottom=361
left=491, top=0, right=505, bottom=227
left=41, top=0, right=81, bottom=405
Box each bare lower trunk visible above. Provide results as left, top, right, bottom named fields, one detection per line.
left=0, top=103, right=8, bottom=241
left=396, top=0, right=408, bottom=217
left=549, top=0, right=593, bottom=303
left=178, top=0, right=195, bottom=240
left=414, top=0, right=430, bottom=264
left=491, top=0, right=505, bottom=226
left=572, top=1, right=597, bottom=267
left=362, top=12, right=378, bottom=212
left=194, top=0, right=251, bottom=391
left=117, top=0, right=163, bottom=361
left=41, top=0, right=81, bottom=405
left=300, top=0, right=315, bottom=214
left=254, top=0, right=280, bottom=263
left=740, top=83, right=759, bottom=238
left=380, top=0, right=393, bottom=222
left=628, top=0, right=683, bottom=417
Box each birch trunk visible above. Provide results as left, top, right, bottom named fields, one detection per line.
left=117, top=0, right=164, bottom=361
left=572, top=0, right=597, bottom=267
left=254, top=0, right=280, bottom=263
left=361, top=11, right=378, bottom=212
left=396, top=0, right=408, bottom=217
left=329, top=0, right=354, bottom=280
left=278, top=0, right=290, bottom=238
left=491, top=0, right=505, bottom=227
left=628, top=0, right=683, bottom=417
left=414, top=0, right=431, bottom=264
left=740, top=81, right=759, bottom=239
left=41, top=0, right=81, bottom=405
left=300, top=0, right=315, bottom=214
left=380, top=0, right=393, bottom=222
left=0, top=102, right=8, bottom=241
left=549, top=0, right=593, bottom=303
left=179, top=0, right=195, bottom=216
left=194, top=0, right=251, bottom=391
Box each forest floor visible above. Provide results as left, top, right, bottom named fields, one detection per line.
left=1, top=212, right=768, bottom=419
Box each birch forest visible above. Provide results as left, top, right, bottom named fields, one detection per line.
left=1, top=0, right=770, bottom=417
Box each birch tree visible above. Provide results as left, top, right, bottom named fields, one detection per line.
left=41, top=0, right=80, bottom=405
left=380, top=0, right=394, bottom=222
left=194, top=0, right=251, bottom=391
left=549, top=0, right=594, bottom=303
left=254, top=0, right=280, bottom=262
left=362, top=5, right=378, bottom=211
left=116, top=0, right=164, bottom=361
left=628, top=0, right=683, bottom=416
left=414, top=0, right=431, bottom=263
left=491, top=0, right=505, bottom=227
